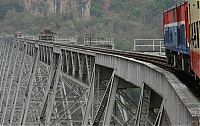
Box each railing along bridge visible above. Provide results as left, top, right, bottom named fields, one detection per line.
left=133, top=39, right=165, bottom=56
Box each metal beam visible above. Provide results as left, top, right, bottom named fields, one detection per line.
left=134, top=83, right=151, bottom=126
left=82, top=65, right=95, bottom=126
left=93, top=71, right=114, bottom=126
left=21, top=45, right=40, bottom=125
left=1, top=43, right=19, bottom=124
left=45, top=53, right=62, bottom=125
left=103, top=76, right=119, bottom=125
left=9, top=43, right=27, bottom=125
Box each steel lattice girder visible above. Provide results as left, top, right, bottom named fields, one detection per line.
left=0, top=37, right=198, bottom=126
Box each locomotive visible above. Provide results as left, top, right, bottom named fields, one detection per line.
left=163, top=0, right=200, bottom=79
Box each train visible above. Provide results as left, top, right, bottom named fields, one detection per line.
left=163, top=0, right=200, bottom=80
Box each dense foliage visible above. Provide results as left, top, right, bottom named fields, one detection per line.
left=0, top=1, right=23, bottom=20
left=91, top=0, right=104, bottom=17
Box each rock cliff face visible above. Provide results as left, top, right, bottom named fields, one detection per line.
left=103, top=0, right=111, bottom=14
left=22, top=0, right=92, bottom=18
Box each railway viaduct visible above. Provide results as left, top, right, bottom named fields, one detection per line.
left=0, top=36, right=199, bottom=126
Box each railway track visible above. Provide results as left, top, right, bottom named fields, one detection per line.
left=67, top=45, right=167, bottom=66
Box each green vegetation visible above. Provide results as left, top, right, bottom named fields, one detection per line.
left=0, top=0, right=183, bottom=50
left=0, top=0, right=23, bottom=20
left=91, top=0, right=104, bottom=17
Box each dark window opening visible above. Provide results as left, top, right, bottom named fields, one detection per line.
left=165, top=29, right=169, bottom=44
left=192, top=23, right=195, bottom=47
left=178, top=27, right=181, bottom=46
left=180, top=24, right=185, bottom=46
left=170, top=32, right=173, bottom=43
left=196, top=22, right=199, bottom=48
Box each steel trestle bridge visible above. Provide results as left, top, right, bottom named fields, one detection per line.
left=0, top=37, right=199, bottom=126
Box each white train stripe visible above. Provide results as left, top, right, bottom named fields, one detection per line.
left=164, top=21, right=185, bottom=27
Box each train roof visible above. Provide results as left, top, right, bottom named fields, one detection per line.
left=40, top=30, right=56, bottom=35
left=163, top=1, right=188, bottom=13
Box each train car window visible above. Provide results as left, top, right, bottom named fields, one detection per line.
left=178, top=27, right=181, bottom=46
left=198, top=1, right=200, bottom=9
left=191, top=24, right=193, bottom=40
left=164, top=28, right=169, bottom=44
left=192, top=23, right=195, bottom=47
left=181, top=24, right=185, bottom=45
left=188, top=24, right=190, bottom=48
left=197, top=21, right=199, bottom=48
left=170, top=32, right=173, bottom=43
left=194, top=23, right=196, bottom=40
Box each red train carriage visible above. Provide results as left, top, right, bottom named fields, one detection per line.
left=163, top=2, right=190, bottom=73
left=189, top=0, right=200, bottom=79
left=164, top=0, right=200, bottom=80
left=191, top=50, right=200, bottom=78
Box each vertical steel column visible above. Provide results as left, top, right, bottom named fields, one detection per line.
left=82, top=66, right=95, bottom=126
left=93, top=71, right=114, bottom=126
left=45, top=49, right=62, bottom=125
left=43, top=46, right=46, bottom=62
left=134, top=83, right=151, bottom=126
left=3, top=41, right=25, bottom=125
left=117, top=95, right=129, bottom=124
left=9, top=43, right=27, bottom=125
left=93, top=65, right=100, bottom=121
left=65, top=51, right=69, bottom=74
left=0, top=42, right=15, bottom=113
left=11, top=42, right=36, bottom=125
left=85, top=55, right=90, bottom=83
left=21, top=44, right=40, bottom=125
left=1, top=43, right=19, bottom=125
left=154, top=100, right=165, bottom=126
left=71, top=52, right=75, bottom=77
left=77, top=53, right=82, bottom=80
left=0, top=41, right=12, bottom=93
left=0, top=40, right=8, bottom=75
left=103, top=76, right=119, bottom=126
left=39, top=47, right=54, bottom=125
left=0, top=39, right=6, bottom=66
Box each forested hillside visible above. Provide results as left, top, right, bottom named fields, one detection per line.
left=0, top=0, right=182, bottom=50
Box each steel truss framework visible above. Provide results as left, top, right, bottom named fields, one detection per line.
left=0, top=37, right=168, bottom=126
